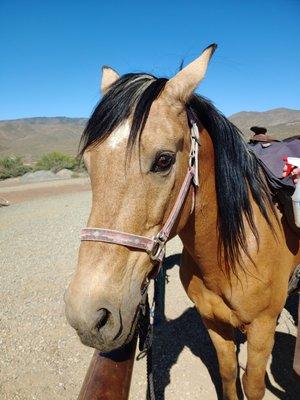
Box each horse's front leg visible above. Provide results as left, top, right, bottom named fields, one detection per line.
left=203, top=318, right=238, bottom=400
left=242, top=315, right=277, bottom=400
left=180, top=249, right=238, bottom=400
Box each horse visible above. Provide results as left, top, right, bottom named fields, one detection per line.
left=64, top=44, right=300, bottom=400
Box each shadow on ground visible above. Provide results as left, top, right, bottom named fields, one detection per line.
left=266, top=295, right=300, bottom=400
left=149, top=254, right=300, bottom=400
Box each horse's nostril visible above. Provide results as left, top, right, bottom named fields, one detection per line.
left=95, top=308, right=110, bottom=331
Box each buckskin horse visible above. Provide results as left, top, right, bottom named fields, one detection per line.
left=65, top=44, right=300, bottom=399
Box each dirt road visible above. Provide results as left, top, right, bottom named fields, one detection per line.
left=0, top=182, right=299, bottom=399
left=0, top=177, right=90, bottom=204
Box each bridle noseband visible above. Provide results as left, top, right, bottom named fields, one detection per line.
left=80, top=111, right=200, bottom=277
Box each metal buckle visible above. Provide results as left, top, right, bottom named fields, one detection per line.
left=148, top=233, right=166, bottom=261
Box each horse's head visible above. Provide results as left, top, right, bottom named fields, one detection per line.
left=65, top=45, right=216, bottom=351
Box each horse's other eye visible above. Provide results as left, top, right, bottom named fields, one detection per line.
left=151, top=152, right=175, bottom=173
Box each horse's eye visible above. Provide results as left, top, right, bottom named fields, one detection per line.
left=151, top=152, right=175, bottom=173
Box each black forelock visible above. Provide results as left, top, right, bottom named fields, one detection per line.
left=79, top=73, right=168, bottom=156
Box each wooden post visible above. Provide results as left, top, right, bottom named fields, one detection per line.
left=78, top=336, right=137, bottom=400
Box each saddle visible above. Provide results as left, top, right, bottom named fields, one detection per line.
left=248, top=135, right=300, bottom=194
left=248, top=136, right=300, bottom=235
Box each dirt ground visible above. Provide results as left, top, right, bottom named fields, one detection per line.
left=0, top=179, right=300, bottom=399
left=0, top=177, right=90, bottom=204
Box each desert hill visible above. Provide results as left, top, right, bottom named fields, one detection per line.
left=0, top=117, right=87, bottom=161
left=230, top=108, right=300, bottom=139
left=0, top=108, right=299, bottom=161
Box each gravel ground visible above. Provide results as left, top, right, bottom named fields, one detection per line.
left=1, top=188, right=300, bottom=399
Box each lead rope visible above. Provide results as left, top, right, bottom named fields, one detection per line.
left=137, top=291, right=156, bottom=400
left=138, top=263, right=168, bottom=400
left=146, top=299, right=155, bottom=400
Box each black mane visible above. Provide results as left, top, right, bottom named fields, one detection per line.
left=80, top=73, right=275, bottom=270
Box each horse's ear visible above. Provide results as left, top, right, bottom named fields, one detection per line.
left=101, top=66, right=120, bottom=94
left=162, top=44, right=217, bottom=103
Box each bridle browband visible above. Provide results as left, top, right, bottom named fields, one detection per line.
left=80, top=110, right=200, bottom=277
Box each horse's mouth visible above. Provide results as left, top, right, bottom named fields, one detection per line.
left=115, top=303, right=141, bottom=350
left=96, top=305, right=140, bottom=356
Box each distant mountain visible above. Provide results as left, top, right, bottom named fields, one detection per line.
left=0, top=117, right=87, bottom=162
left=229, top=108, right=300, bottom=140
left=0, top=108, right=299, bottom=161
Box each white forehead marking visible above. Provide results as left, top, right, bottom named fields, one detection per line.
left=108, top=121, right=130, bottom=149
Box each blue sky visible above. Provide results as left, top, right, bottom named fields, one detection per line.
left=0, top=0, right=299, bottom=120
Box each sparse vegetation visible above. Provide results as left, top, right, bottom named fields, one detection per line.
left=0, top=156, right=32, bottom=179
left=0, top=151, right=86, bottom=180
left=35, top=151, right=77, bottom=173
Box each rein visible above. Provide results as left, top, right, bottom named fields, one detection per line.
left=80, top=110, right=200, bottom=278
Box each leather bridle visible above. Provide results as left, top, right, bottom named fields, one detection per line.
left=80, top=110, right=200, bottom=278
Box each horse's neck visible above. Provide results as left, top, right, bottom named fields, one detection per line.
left=179, top=129, right=219, bottom=273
